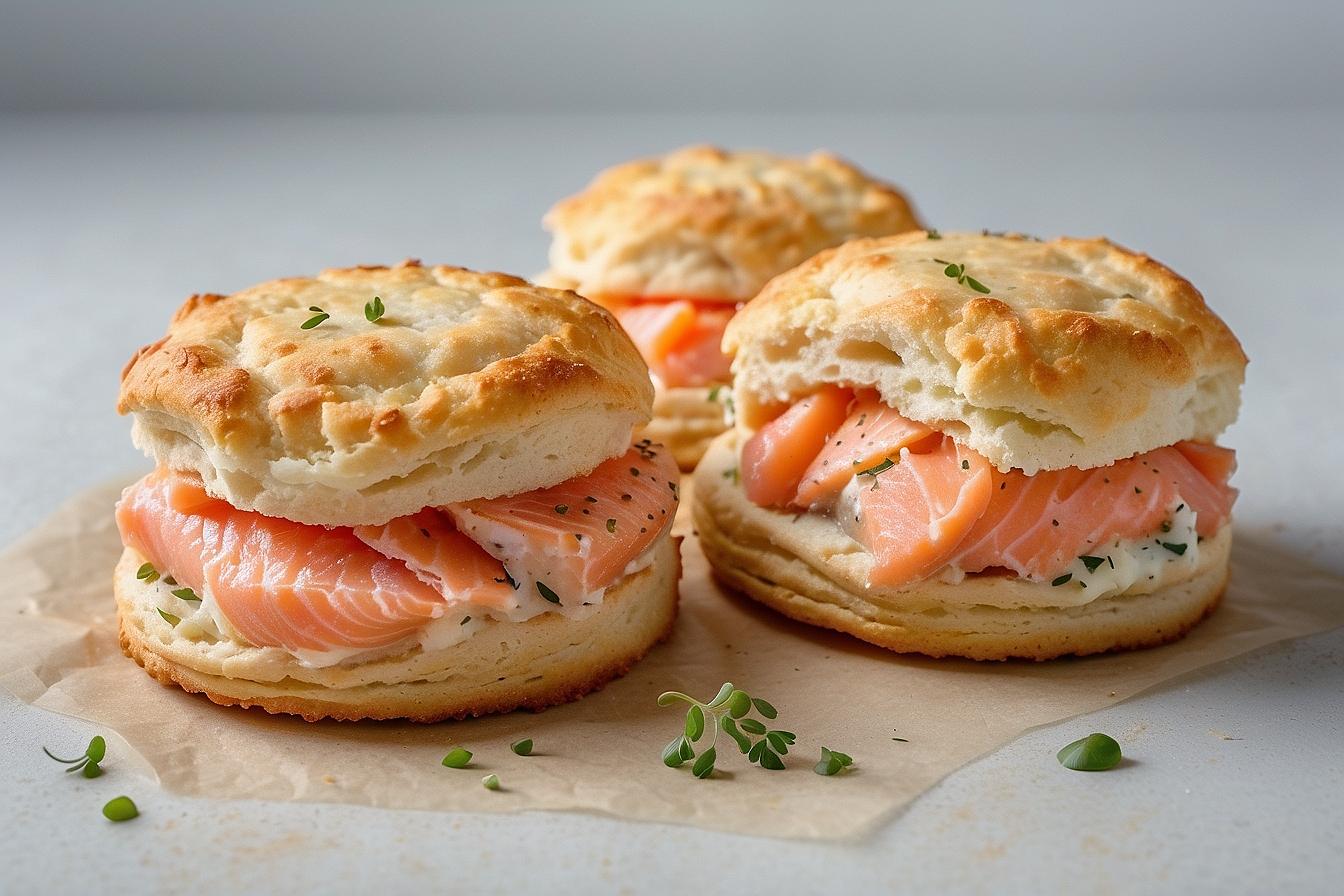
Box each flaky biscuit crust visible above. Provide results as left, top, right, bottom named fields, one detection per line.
left=727, top=232, right=1247, bottom=474
left=539, top=145, right=923, bottom=301
left=114, top=537, right=680, bottom=722
left=693, top=432, right=1228, bottom=661
left=119, top=262, right=654, bottom=526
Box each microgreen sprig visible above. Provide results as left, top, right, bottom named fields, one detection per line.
left=814, top=747, right=854, bottom=776
left=933, top=259, right=991, bottom=294
left=301, top=306, right=330, bottom=329
left=44, top=735, right=106, bottom=778
left=441, top=748, right=473, bottom=768
left=658, top=683, right=794, bottom=778
left=365, top=295, right=385, bottom=322
left=1057, top=733, right=1122, bottom=771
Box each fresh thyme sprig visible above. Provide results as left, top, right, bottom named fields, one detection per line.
left=301, top=306, right=330, bottom=329
left=44, top=735, right=106, bottom=778
left=933, top=259, right=991, bottom=294
left=658, top=683, right=794, bottom=778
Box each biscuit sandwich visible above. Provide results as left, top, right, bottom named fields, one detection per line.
left=693, top=231, right=1246, bottom=660
left=115, top=260, right=682, bottom=721
left=538, top=145, right=923, bottom=469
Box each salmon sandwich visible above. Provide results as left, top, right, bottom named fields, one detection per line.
left=693, top=231, right=1247, bottom=660
left=538, top=145, right=923, bottom=470
left=114, top=261, right=682, bottom=721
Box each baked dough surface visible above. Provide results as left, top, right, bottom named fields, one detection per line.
left=119, top=261, right=653, bottom=526
left=538, top=145, right=923, bottom=302
left=726, top=231, right=1247, bottom=474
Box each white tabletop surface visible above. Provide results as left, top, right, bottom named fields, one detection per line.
left=0, top=111, right=1341, bottom=894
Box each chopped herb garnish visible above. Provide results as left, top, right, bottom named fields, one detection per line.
left=723, top=466, right=740, bottom=485
left=814, top=747, right=855, bottom=776
left=135, top=562, right=160, bottom=584
left=102, top=796, right=139, bottom=821
left=43, top=735, right=106, bottom=778
left=511, top=739, right=534, bottom=756
left=482, top=774, right=501, bottom=790
left=162, top=575, right=176, bottom=586
left=606, top=518, right=617, bottom=533
left=1161, top=542, right=1188, bottom=556
left=171, top=586, right=200, bottom=602
left=961, top=459, right=969, bottom=470
left=933, top=259, right=991, bottom=294
left=1079, top=556, right=1106, bottom=573
left=441, top=748, right=473, bottom=768
left=1051, top=573, right=1073, bottom=586
left=301, top=306, right=330, bottom=329
left=537, top=581, right=561, bottom=604
left=460, top=616, right=471, bottom=625
left=658, top=682, right=794, bottom=778
left=630, top=467, right=640, bottom=476
left=554, top=504, right=568, bottom=514
left=364, top=295, right=385, bottom=322
left=708, top=386, right=722, bottom=402
left=1057, top=733, right=1122, bottom=771
left=856, top=457, right=895, bottom=477
left=926, top=229, right=941, bottom=240
left=157, top=608, right=181, bottom=625
left=1135, top=486, right=1142, bottom=494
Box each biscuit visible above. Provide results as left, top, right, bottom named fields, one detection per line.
left=726, top=231, right=1247, bottom=475
left=693, top=431, right=1227, bottom=661
left=114, top=538, right=680, bottom=722
left=539, top=145, right=923, bottom=302
left=119, top=261, right=653, bottom=527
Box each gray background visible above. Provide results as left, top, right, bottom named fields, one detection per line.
left=3, top=0, right=1341, bottom=113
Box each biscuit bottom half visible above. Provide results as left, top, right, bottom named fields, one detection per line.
left=114, top=537, right=680, bottom=722
left=692, top=432, right=1229, bottom=662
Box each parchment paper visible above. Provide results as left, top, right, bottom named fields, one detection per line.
left=3, top=478, right=1343, bottom=840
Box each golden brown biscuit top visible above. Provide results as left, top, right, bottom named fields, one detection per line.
left=539, top=145, right=923, bottom=301
left=726, top=231, right=1247, bottom=474
left=119, top=261, right=655, bottom=525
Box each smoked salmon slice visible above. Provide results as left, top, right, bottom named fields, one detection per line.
left=741, top=385, right=853, bottom=507
left=353, top=509, right=517, bottom=614
left=793, top=393, right=939, bottom=509
left=117, top=469, right=448, bottom=653
left=613, top=300, right=735, bottom=388
left=446, top=441, right=680, bottom=606
left=852, top=437, right=994, bottom=587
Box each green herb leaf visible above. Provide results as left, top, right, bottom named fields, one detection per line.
left=1161, top=542, right=1188, bottom=556
left=301, top=306, right=330, bottom=329
left=748, top=740, right=766, bottom=763
left=157, top=608, right=181, bottom=625
left=482, top=774, right=500, bottom=790
left=1079, top=555, right=1106, bottom=573
left=926, top=229, right=941, bottom=240
left=662, top=737, right=688, bottom=767
left=1051, top=573, right=1073, bottom=586
left=171, top=587, right=200, bottom=602
left=943, top=262, right=962, bottom=278
left=856, top=457, right=895, bottom=477
left=441, top=748, right=473, bottom=768
left=691, top=746, right=716, bottom=779
left=766, top=730, right=794, bottom=754
left=708, top=385, right=722, bottom=402
left=537, top=581, right=561, bottom=604
left=814, top=747, right=855, bottom=776
left=554, top=504, right=568, bottom=514
left=81, top=761, right=103, bottom=778
left=751, top=697, right=777, bottom=719
left=135, top=562, right=160, bottom=583
left=758, top=747, right=785, bottom=770
left=86, top=736, right=106, bottom=764
left=606, top=518, right=617, bottom=534
left=511, top=739, right=534, bottom=756
left=679, top=738, right=695, bottom=761
left=727, top=689, right=752, bottom=719
left=1057, top=733, right=1122, bottom=771
left=964, top=276, right=990, bottom=294
left=721, top=717, right=752, bottom=753
left=739, top=718, right=767, bottom=736
left=364, top=295, right=385, bottom=322
left=706, top=683, right=736, bottom=708
left=102, top=796, right=139, bottom=822
left=686, top=704, right=706, bottom=742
